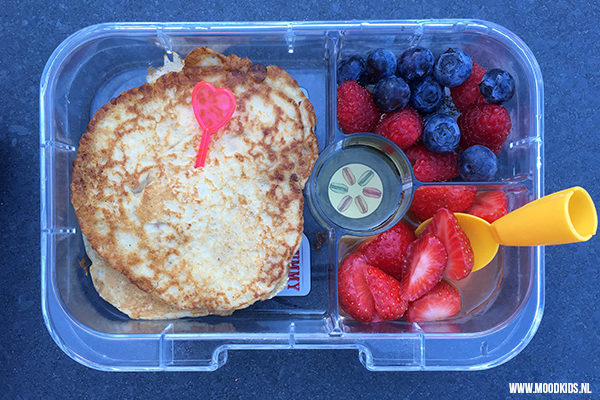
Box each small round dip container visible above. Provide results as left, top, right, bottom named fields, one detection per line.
left=308, top=133, right=414, bottom=235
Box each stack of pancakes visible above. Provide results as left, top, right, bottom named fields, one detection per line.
left=71, top=47, right=318, bottom=319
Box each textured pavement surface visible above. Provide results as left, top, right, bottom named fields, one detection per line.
left=2, top=1, right=599, bottom=398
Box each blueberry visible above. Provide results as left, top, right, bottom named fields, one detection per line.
left=337, top=55, right=370, bottom=86
left=397, top=46, right=434, bottom=82
left=457, top=145, right=498, bottom=181
left=372, top=76, right=411, bottom=112
left=433, top=48, right=473, bottom=88
left=409, top=76, right=445, bottom=114
left=479, top=68, right=515, bottom=103
left=422, top=113, right=461, bottom=154
left=366, top=48, right=397, bottom=83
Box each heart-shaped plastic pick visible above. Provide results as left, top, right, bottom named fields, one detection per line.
left=192, top=81, right=236, bottom=168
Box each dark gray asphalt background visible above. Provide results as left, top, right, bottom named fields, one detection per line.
left=1, top=1, right=599, bottom=398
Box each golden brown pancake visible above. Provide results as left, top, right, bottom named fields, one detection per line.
left=85, top=235, right=211, bottom=319
left=72, top=47, right=317, bottom=314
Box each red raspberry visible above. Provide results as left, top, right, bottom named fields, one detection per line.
left=450, top=61, right=487, bottom=112
left=458, top=103, right=512, bottom=154
left=337, top=80, right=381, bottom=134
left=374, top=107, right=423, bottom=150
left=405, top=143, right=459, bottom=182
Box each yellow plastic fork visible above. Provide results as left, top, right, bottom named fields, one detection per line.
left=415, top=187, right=597, bottom=271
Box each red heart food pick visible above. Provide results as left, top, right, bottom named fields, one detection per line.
left=192, top=81, right=236, bottom=168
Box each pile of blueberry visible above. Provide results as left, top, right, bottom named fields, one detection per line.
left=337, top=46, right=515, bottom=182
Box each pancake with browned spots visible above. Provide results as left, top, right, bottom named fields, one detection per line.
left=85, top=235, right=211, bottom=319
left=72, top=47, right=317, bottom=315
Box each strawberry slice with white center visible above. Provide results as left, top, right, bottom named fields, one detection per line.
left=365, top=266, right=408, bottom=321
left=405, top=280, right=461, bottom=322
left=399, top=234, right=448, bottom=302
left=422, top=208, right=474, bottom=280
left=338, top=252, right=376, bottom=323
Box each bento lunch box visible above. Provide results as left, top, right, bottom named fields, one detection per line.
left=40, top=20, right=543, bottom=371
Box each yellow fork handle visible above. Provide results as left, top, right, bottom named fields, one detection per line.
left=490, top=187, right=597, bottom=247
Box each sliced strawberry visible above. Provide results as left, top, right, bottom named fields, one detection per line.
left=365, top=266, right=408, bottom=321
left=467, top=190, right=508, bottom=223
left=422, top=208, right=474, bottom=280
left=409, top=185, right=478, bottom=221
left=405, top=280, right=461, bottom=322
left=338, top=252, right=376, bottom=323
left=357, top=221, right=415, bottom=281
left=399, top=234, right=448, bottom=302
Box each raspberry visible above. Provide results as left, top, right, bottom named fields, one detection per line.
left=374, top=107, right=423, bottom=150
left=405, top=143, right=459, bottom=182
left=337, top=80, right=381, bottom=134
left=450, top=61, right=487, bottom=112
left=458, top=103, right=512, bottom=154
